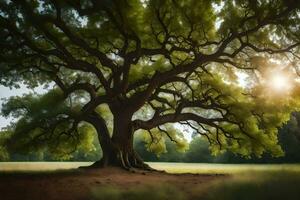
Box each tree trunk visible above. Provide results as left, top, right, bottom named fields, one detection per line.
left=84, top=112, right=151, bottom=170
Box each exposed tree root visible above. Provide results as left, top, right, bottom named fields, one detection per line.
left=79, top=150, right=165, bottom=173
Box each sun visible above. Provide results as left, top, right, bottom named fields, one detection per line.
left=269, top=73, right=291, bottom=91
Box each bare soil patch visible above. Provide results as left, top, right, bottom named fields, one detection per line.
left=0, top=167, right=228, bottom=200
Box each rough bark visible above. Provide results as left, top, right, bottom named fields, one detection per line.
left=83, top=112, right=152, bottom=170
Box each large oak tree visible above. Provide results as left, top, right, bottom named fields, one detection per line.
left=1, top=0, right=300, bottom=169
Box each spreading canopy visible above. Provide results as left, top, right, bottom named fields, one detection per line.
left=1, top=0, right=300, bottom=163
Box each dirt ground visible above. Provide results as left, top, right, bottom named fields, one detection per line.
left=0, top=167, right=228, bottom=200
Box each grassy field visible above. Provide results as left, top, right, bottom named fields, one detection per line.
left=1, top=161, right=300, bottom=173
left=96, top=162, right=300, bottom=200
left=1, top=162, right=300, bottom=200
left=0, top=161, right=92, bottom=171
left=90, top=172, right=300, bottom=200
left=201, top=171, right=300, bottom=200
left=149, top=162, right=300, bottom=174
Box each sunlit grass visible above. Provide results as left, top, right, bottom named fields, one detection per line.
left=0, top=162, right=93, bottom=171
left=148, top=162, right=300, bottom=174
left=1, top=162, right=300, bottom=174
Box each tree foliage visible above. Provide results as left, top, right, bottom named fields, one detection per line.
left=135, top=113, right=300, bottom=163
left=0, top=0, right=300, bottom=166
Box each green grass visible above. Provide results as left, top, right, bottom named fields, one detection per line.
left=92, top=162, right=300, bottom=200
left=148, top=162, right=300, bottom=174
left=2, top=162, right=300, bottom=174
left=0, top=161, right=92, bottom=171
left=201, top=171, right=300, bottom=200
left=89, top=171, right=300, bottom=200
